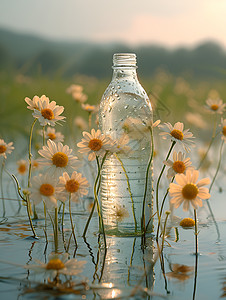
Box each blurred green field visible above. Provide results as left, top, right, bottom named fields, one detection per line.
left=1, top=70, right=225, bottom=141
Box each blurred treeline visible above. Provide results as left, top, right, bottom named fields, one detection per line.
left=1, top=28, right=226, bottom=80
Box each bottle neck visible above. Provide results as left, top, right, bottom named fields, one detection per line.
left=112, top=66, right=138, bottom=81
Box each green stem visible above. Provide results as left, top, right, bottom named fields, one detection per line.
left=43, top=201, right=48, bottom=243
left=114, top=153, right=137, bottom=232
left=161, top=212, right=170, bottom=254
left=54, top=207, right=58, bottom=253
left=0, top=159, right=6, bottom=217
left=156, top=141, right=175, bottom=240
left=198, top=114, right=217, bottom=169
left=94, top=156, right=106, bottom=248
left=28, top=119, right=37, bottom=188
left=141, top=127, right=154, bottom=233
left=156, top=177, right=174, bottom=238
left=192, top=209, right=198, bottom=300
left=42, top=126, right=45, bottom=146
left=61, top=202, right=65, bottom=230
left=205, top=140, right=224, bottom=241
left=11, top=173, right=37, bottom=238
left=209, top=140, right=224, bottom=193
left=82, top=152, right=108, bottom=238
left=26, top=194, right=38, bottom=238
left=11, top=174, right=26, bottom=202
left=69, top=193, right=78, bottom=249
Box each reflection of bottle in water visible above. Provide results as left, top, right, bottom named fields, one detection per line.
left=99, top=53, right=153, bottom=236
left=100, top=236, right=154, bottom=297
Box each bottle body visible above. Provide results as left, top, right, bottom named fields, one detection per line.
left=99, top=53, right=153, bottom=236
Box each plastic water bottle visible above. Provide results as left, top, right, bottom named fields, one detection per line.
left=99, top=53, right=153, bottom=236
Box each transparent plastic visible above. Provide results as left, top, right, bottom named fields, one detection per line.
left=99, top=53, right=153, bottom=236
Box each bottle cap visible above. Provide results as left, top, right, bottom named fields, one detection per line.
left=113, top=53, right=137, bottom=67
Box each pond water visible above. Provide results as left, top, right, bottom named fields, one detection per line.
left=0, top=171, right=226, bottom=300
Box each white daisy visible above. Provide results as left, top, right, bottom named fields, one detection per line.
left=74, top=116, right=88, bottom=131
left=29, top=173, right=58, bottom=208
left=169, top=169, right=210, bottom=211
left=72, top=91, right=88, bottom=103
left=110, top=134, right=131, bottom=154
left=32, top=96, right=65, bottom=126
left=77, top=129, right=113, bottom=161
left=0, top=139, right=14, bottom=159
left=163, top=151, right=193, bottom=179
left=17, top=159, right=28, bottom=175
left=205, top=98, right=226, bottom=114
left=38, top=140, right=80, bottom=177
left=66, top=84, right=83, bottom=94
left=42, top=127, right=64, bottom=143
left=159, top=122, right=195, bottom=152
left=122, top=118, right=159, bottom=140
left=220, top=118, right=226, bottom=142
left=24, top=253, right=86, bottom=279
left=58, top=171, right=89, bottom=202
left=25, top=95, right=43, bottom=111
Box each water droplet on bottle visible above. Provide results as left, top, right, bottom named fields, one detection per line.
left=124, top=105, right=129, bottom=109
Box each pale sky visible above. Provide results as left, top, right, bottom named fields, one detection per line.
left=1, top=0, right=226, bottom=48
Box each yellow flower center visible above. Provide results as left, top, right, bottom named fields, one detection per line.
left=222, top=125, right=226, bottom=137
left=170, top=129, right=184, bottom=140
left=211, top=104, right=219, bottom=111
left=52, top=152, right=68, bottom=167
left=41, top=108, right=54, bottom=120
left=46, top=258, right=65, bottom=270
left=180, top=218, right=195, bottom=228
left=88, top=138, right=103, bottom=151
left=172, top=161, right=186, bottom=173
left=65, top=179, right=80, bottom=193
left=18, top=164, right=27, bottom=174
left=0, top=145, right=7, bottom=154
left=182, top=183, right=198, bottom=200
left=40, top=183, right=55, bottom=196
left=84, top=105, right=95, bottom=112
left=48, top=133, right=56, bottom=140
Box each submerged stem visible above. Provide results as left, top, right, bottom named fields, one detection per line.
left=54, top=207, right=58, bottom=253
left=141, top=126, right=154, bottom=234
left=28, top=119, right=37, bottom=188
left=69, top=193, right=78, bottom=249
left=156, top=141, right=175, bottom=240
left=94, top=156, right=106, bottom=248
left=82, top=152, right=108, bottom=238
left=192, top=209, right=198, bottom=300
left=26, top=194, right=38, bottom=239
left=114, top=153, right=137, bottom=232
left=0, top=159, right=6, bottom=217
left=43, top=201, right=48, bottom=243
